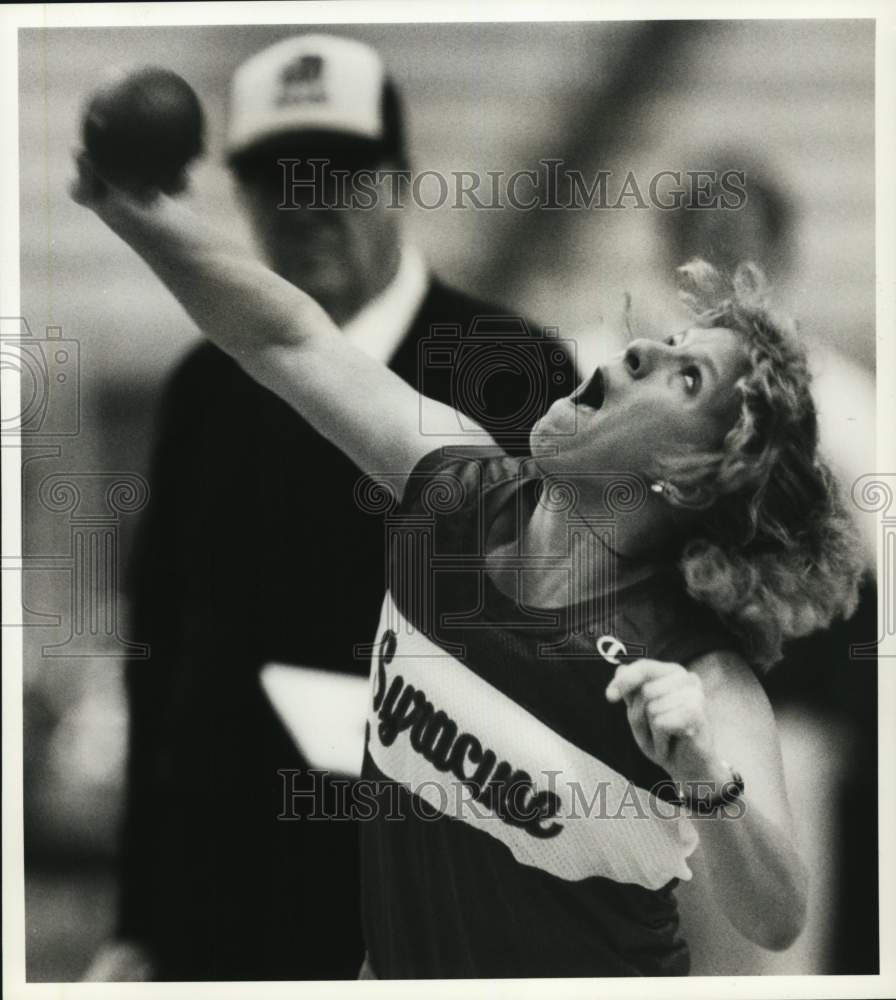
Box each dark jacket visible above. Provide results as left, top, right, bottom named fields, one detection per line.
left=118, top=277, right=578, bottom=980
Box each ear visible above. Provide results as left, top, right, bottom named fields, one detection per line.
left=662, top=480, right=716, bottom=511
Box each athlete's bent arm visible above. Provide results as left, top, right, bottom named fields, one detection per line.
left=71, top=158, right=489, bottom=495
left=606, top=651, right=808, bottom=950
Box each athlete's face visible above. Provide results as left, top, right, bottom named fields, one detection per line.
left=530, top=326, right=751, bottom=479
left=234, top=143, right=401, bottom=326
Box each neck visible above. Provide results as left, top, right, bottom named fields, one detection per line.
left=515, top=483, right=684, bottom=608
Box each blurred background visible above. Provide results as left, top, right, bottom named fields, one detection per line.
left=16, top=19, right=877, bottom=980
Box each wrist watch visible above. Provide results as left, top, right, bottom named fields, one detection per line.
left=677, top=760, right=745, bottom=814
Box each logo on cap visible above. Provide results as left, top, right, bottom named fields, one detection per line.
left=278, top=54, right=326, bottom=106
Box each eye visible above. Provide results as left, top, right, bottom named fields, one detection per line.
left=681, top=366, right=701, bottom=394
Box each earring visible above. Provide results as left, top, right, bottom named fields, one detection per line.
left=651, top=479, right=714, bottom=510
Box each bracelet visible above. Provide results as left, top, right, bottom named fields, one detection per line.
left=674, top=761, right=745, bottom=814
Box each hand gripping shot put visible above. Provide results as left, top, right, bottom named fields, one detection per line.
left=82, top=67, right=204, bottom=195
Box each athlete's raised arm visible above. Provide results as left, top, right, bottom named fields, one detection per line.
left=71, top=155, right=492, bottom=496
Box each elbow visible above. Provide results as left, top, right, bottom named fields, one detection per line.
left=736, top=899, right=807, bottom=952
left=759, top=906, right=807, bottom=952
left=746, top=864, right=809, bottom=952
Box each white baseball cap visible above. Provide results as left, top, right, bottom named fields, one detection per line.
left=227, top=34, right=389, bottom=159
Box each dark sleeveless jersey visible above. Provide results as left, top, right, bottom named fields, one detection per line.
left=359, top=447, right=738, bottom=979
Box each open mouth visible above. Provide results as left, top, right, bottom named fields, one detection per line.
left=571, top=367, right=606, bottom=411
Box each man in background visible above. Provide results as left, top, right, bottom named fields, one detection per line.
left=87, top=34, right=577, bottom=980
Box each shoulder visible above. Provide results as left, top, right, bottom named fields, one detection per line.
left=388, top=447, right=536, bottom=577
left=396, top=446, right=534, bottom=546
left=400, top=445, right=528, bottom=506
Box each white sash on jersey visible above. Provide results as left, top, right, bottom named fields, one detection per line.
left=366, top=594, right=698, bottom=890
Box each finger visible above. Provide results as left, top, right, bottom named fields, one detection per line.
left=70, top=149, right=165, bottom=212
left=69, top=150, right=107, bottom=206
left=641, top=671, right=694, bottom=702
left=653, top=723, right=671, bottom=763
left=645, top=693, right=700, bottom=764
left=606, top=659, right=680, bottom=703
left=626, top=690, right=653, bottom=754
left=645, top=689, right=691, bottom=721
left=645, top=681, right=703, bottom=720
left=651, top=705, right=701, bottom=740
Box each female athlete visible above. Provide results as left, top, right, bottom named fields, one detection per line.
left=72, top=156, right=862, bottom=978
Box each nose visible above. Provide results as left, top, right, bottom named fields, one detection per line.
left=623, top=338, right=667, bottom=379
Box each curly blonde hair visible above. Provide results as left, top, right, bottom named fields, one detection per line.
left=666, top=259, right=863, bottom=669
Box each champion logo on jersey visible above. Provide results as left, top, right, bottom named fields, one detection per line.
left=595, top=634, right=628, bottom=666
